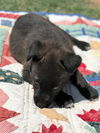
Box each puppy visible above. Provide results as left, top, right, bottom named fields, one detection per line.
left=10, top=14, right=98, bottom=108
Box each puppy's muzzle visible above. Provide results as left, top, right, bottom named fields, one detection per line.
left=34, top=95, right=51, bottom=108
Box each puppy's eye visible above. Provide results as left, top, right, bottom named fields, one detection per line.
left=33, top=78, right=40, bottom=89
left=60, top=60, right=66, bottom=69
left=53, top=87, right=59, bottom=90
left=53, top=87, right=60, bottom=92
left=34, top=81, right=40, bottom=89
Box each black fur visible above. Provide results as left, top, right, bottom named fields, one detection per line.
left=10, top=14, right=98, bottom=108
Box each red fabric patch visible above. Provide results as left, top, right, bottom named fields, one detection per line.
left=32, top=124, right=63, bottom=133
left=0, top=13, right=20, bottom=19
left=0, top=32, right=16, bottom=67
left=55, top=18, right=100, bottom=28
left=77, top=109, right=100, bottom=122
left=90, top=80, right=100, bottom=86
left=0, top=88, right=20, bottom=132
left=0, top=89, right=9, bottom=106
left=0, top=106, right=20, bottom=122
left=73, top=18, right=100, bottom=28
left=0, top=121, right=18, bottom=133
left=78, top=63, right=94, bottom=75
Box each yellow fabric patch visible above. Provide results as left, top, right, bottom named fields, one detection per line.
left=90, top=41, right=100, bottom=50
left=39, top=108, right=68, bottom=122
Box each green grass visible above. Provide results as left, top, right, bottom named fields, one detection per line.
left=0, top=0, right=100, bottom=19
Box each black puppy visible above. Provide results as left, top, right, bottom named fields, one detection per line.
left=10, top=14, right=98, bottom=108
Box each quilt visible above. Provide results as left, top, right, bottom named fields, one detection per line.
left=0, top=11, right=100, bottom=133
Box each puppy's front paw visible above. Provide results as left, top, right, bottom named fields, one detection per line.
left=85, top=87, right=99, bottom=101
left=89, top=89, right=99, bottom=101
left=63, top=97, right=74, bottom=108
left=54, top=91, right=74, bottom=108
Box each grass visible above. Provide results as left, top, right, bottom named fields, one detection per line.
left=0, top=0, right=100, bottom=19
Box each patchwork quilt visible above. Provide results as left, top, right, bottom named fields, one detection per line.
left=0, top=11, right=100, bottom=133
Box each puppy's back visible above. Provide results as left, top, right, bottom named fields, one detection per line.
left=10, top=14, right=73, bottom=63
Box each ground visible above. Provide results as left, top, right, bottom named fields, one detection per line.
left=90, top=0, right=100, bottom=7
left=0, top=0, right=100, bottom=19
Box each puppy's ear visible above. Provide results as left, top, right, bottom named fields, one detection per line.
left=61, top=53, right=82, bottom=73
left=27, top=40, right=43, bottom=62
left=23, top=60, right=32, bottom=84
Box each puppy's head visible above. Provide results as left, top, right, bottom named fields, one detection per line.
left=23, top=40, right=82, bottom=108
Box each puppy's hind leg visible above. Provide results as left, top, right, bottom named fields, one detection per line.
left=71, top=70, right=99, bottom=101
left=71, top=36, right=91, bottom=51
